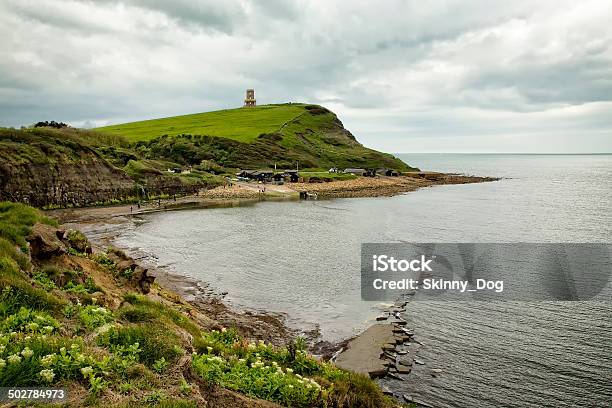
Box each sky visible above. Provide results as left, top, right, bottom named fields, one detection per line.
left=1, top=0, right=611, bottom=153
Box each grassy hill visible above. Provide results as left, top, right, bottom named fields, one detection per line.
left=96, top=104, right=306, bottom=143
left=1, top=103, right=416, bottom=207
left=95, top=103, right=415, bottom=171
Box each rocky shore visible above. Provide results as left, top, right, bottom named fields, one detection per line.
left=292, top=173, right=499, bottom=199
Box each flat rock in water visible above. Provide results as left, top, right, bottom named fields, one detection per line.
left=335, top=324, right=395, bottom=379
left=414, top=358, right=425, bottom=365
left=376, top=315, right=388, bottom=321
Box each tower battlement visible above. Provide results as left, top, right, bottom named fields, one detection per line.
left=244, top=89, right=256, bottom=107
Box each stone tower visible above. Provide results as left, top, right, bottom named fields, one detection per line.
left=244, top=89, right=256, bottom=107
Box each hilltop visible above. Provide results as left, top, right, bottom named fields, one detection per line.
left=95, top=104, right=414, bottom=171
left=0, top=104, right=415, bottom=207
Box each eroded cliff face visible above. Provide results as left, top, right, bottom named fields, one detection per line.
left=0, top=127, right=208, bottom=207
left=0, top=159, right=136, bottom=208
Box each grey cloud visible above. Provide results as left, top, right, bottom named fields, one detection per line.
left=0, top=0, right=610, bottom=152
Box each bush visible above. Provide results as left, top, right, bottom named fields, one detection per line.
left=97, top=324, right=181, bottom=367
left=65, top=230, right=89, bottom=253
left=78, top=305, right=114, bottom=331
left=118, top=306, right=156, bottom=323
left=0, top=278, right=64, bottom=316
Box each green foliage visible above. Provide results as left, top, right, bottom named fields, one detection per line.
left=0, top=237, right=30, bottom=271
left=122, top=293, right=203, bottom=341
left=118, top=306, right=156, bottom=323
left=0, top=278, right=64, bottom=315
left=65, top=230, right=89, bottom=253
left=78, top=305, right=114, bottom=331
left=152, top=357, right=168, bottom=373
left=32, top=272, right=57, bottom=291
left=191, top=328, right=395, bottom=408
left=96, top=105, right=306, bottom=143
left=97, top=324, right=181, bottom=367
left=0, top=202, right=56, bottom=249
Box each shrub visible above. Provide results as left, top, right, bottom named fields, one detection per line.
left=97, top=324, right=181, bottom=367
left=78, top=305, right=114, bottom=331
left=0, top=279, right=64, bottom=316
left=118, top=306, right=156, bottom=323
left=65, top=230, right=89, bottom=253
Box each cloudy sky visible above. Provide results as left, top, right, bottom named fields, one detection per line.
left=1, top=0, right=611, bottom=153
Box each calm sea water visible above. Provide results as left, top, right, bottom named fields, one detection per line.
left=115, top=154, right=611, bottom=407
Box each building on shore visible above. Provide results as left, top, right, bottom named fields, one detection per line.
left=244, top=89, right=256, bottom=107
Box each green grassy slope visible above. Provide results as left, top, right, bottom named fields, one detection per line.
left=96, top=104, right=306, bottom=143
left=96, top=103, right=416, bottom=171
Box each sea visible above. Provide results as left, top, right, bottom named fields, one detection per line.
left=114, top=154, right=612, bottom=407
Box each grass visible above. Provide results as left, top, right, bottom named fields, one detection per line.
left=0, top=202, right=401, bottom=407
left=96, top=104, right=307, bottom=143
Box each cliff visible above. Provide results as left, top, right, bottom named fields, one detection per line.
left=1, top=104, right=416, bottom=208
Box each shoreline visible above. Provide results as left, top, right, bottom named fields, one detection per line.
left=48, top=172, right=499, bottom=405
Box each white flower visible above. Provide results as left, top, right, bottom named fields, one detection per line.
left=288, top=384, right=293, bottom=388
left=206, top=346, right=213, bottom=353
left=286, top=368, right=293, bottom=374
left=221, top=327, right=227, bottom=333
left=80, top=366, right=94, bottom=377
left=0, top=359, right=5, bottom=369
left=7, top=354, right=21, bottom=364
left=40, top=369, right=55, bottom=382
left=238, top=358, right=245, bottom=363
left=40, top=354, right=55, bottom=367
left=21, top=347, right=34, bottom=358
left=0, top=345, right=5, bottom=353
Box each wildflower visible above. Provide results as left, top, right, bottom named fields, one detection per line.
left=7, top=354, right=21, bottom=364
left=25, top=336, right=31, bottom=341
left=286, top=368, right=293, bottom=374
left=221, top=327, right=227, bottom=333
left=206, top=346, right=213, bottom=353
left=40, top=354, right=55, bottom=367
left=0, top=359, right=5, bottom=369
left=21, top=347, right=34, bottom=358
left=288, top=384, right=294, bottom=388
left=43, top=325, right=54, bottom=333
left=91, top=298, right=97, bottom=304
left=71, top=343, right=79, bottom=350
left=40, top=369, right=55, bottom=383
left=258, top=339, right=265, bottom=345
left=0, top=345, right=4, bottom=353
left=80, top=366, right=94, bottom=377
left=238, top=358, right=245, bottom=363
